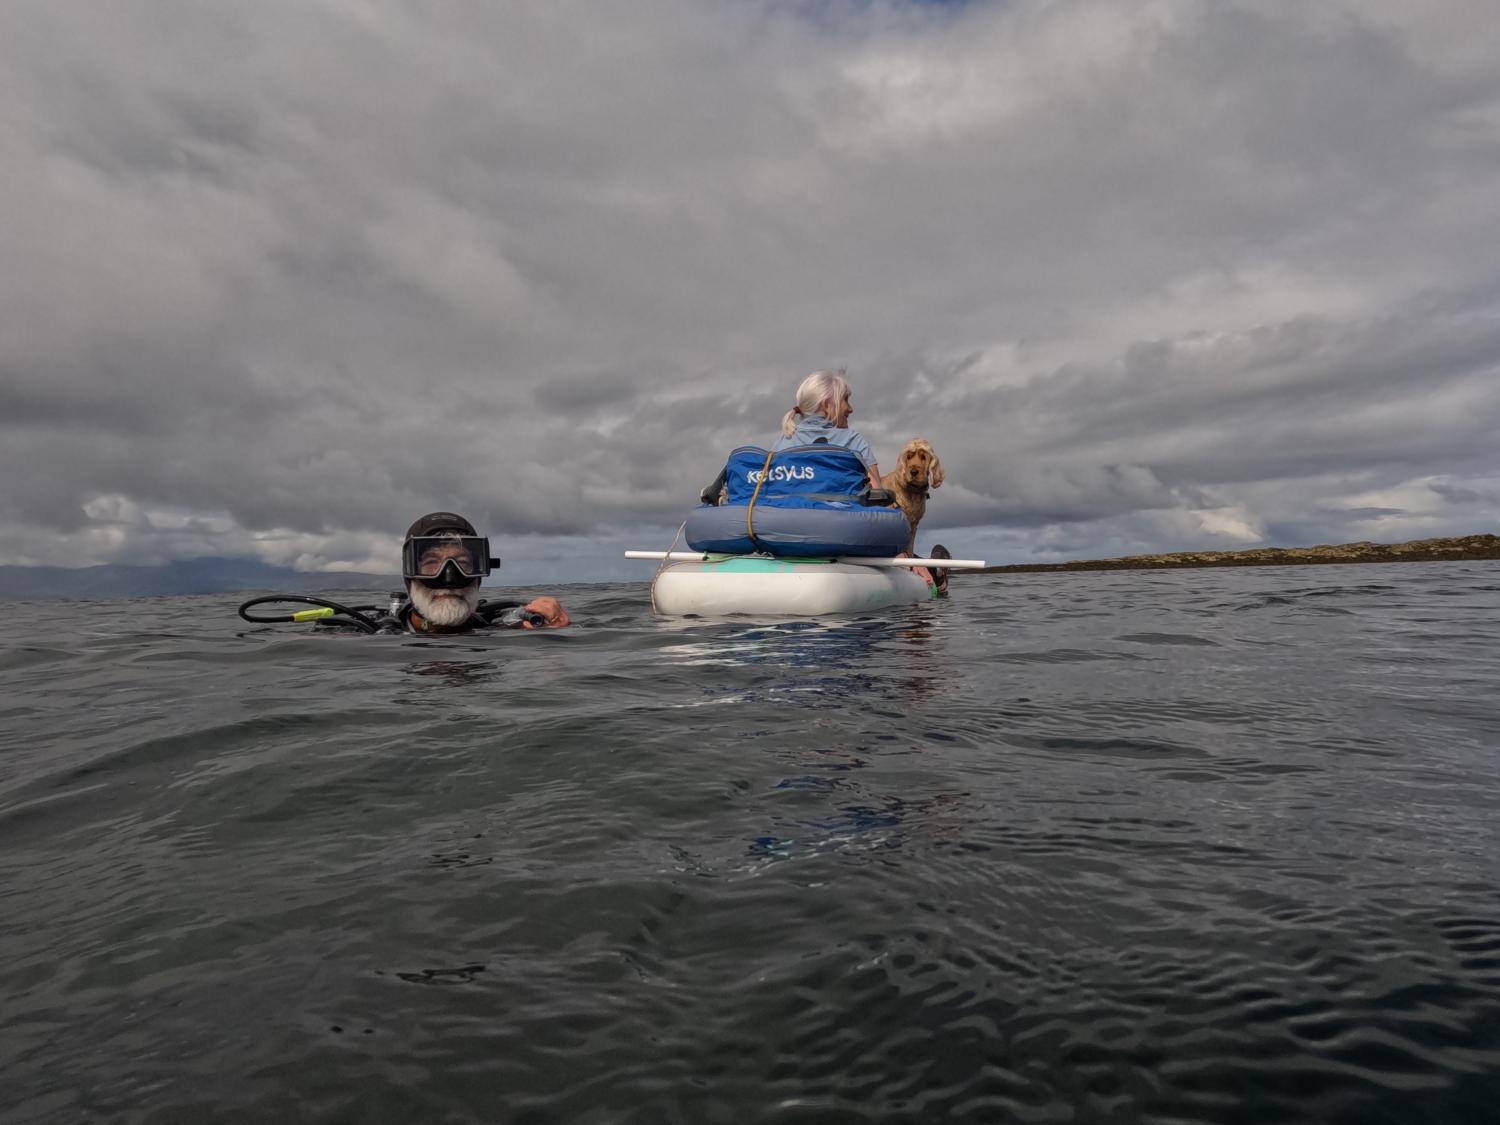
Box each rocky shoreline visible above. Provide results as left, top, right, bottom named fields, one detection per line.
left=979, top=534, right=1500, bottom=574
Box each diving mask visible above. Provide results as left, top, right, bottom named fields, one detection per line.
left=402, top=535, right=499, bottom=587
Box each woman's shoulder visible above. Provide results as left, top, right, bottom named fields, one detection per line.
left=772, top=430, right=872, bottom=465
left=832, top=427, right=872, bottom=449
left=834, top=428, right=874, bottom=463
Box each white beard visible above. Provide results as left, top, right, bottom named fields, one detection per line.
left=409, top=581, right=480, bottom=627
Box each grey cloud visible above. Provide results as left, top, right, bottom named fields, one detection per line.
left=1429, top=483, right=1483, bottom=505
left=929, top=301, right=1500, bottom=495
left=531, top=371, right=644, bottom=414
left=1331, top=507, right=1409, bottom=520
left=1, top=0, right=1498, bottom=575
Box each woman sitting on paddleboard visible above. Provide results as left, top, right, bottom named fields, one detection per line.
left=775, top=369, right=948, bottom=593
left=684, top=367, right=951, bottom=596
left=773, top=369, right=883, bottom=492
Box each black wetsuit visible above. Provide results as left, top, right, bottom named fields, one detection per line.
left=384, top=600, right=535, bottom=634
left=312, top=599, right=535, bottom=634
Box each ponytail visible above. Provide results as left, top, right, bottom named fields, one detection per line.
left=783, top=369, right=849, bottom=436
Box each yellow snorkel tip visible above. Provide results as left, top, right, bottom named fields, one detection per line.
left=290, top=607, right=337, bottom=622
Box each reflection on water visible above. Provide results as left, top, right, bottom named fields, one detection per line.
left=400, top=657, right=501, bottom=686
left=659, top=612, right=948, bottom=710
left=753, top=769, right=970, bottom=864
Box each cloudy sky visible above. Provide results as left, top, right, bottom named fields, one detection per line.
left=3, top=0, right=1498, bottom=584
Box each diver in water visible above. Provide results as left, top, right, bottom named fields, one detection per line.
left=237, top=512, right=570, bottom=634
left=394, top=512, right=570, bottom=633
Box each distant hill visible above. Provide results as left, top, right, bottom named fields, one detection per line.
left=0, top=557, right=395, bottom=600
left=980, top=534, right=1500, bottom=574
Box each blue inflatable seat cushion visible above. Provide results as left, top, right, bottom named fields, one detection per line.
left=721, top=445, right=872, bottom=510
left=683, top=502, right=911, bottom=558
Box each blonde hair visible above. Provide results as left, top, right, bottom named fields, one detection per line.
left=781, top=369, right=849, bottom=437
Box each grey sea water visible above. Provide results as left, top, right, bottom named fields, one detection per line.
left=3, top=561, right=1499, bottom=1124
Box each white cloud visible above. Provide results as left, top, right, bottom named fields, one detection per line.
left=1167, top=505, right=1266, bottom=546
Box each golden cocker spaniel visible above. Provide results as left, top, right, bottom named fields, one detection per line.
left=881, top=438, right=944, bottom=553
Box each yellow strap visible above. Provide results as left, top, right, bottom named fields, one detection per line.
left=744, top=448, right=777, bottom=551
left=291, top=607, right=337, bottom=622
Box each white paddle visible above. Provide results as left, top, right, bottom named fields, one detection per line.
left=624, top=551, right=987, bottom=568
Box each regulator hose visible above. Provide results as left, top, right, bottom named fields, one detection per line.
left=237, top=595, right=382, bottom=634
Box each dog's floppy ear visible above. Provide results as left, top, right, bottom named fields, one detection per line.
left=929, top=446, right=944, bottom=489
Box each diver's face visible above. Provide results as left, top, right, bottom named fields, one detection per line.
left=416, top=541, right=471, bottom=576
left=408, top=577, right=480, bottom=627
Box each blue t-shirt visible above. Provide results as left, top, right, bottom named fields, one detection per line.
left=772, top=414, right=876, bottom=468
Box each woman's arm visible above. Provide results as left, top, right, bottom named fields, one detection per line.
left=847, top=431, right=881, bottom=491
